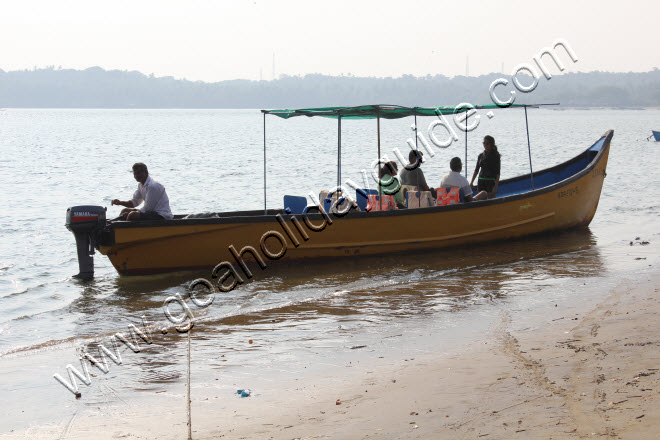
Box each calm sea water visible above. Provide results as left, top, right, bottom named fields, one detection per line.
left=0, top=108, right=658, bottom=433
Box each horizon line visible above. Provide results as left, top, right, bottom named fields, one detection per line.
left=1, top=65, right=658, bottom=84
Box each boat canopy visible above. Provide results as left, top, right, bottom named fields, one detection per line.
left=259, top=102, right=558, bottom=214
left=262, top=103, right=531, bottom=120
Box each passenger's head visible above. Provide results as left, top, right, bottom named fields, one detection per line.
left=483, top=135, right=497, bottom=153
left=450, top=157, right=462, bottom=172
left=379, top=161, right=398, bottom=178
left=132, top=162, right=149, bottom=183
left=408, top=150, right=423, bottom=165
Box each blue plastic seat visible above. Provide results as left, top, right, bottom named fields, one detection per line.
left=355, top=188, right=378, bottom=211
left=283, top=195, right=308, bottom=214
left=324, top=194, right=356, bottom=213
left=323, top=198, right=333, bottom=212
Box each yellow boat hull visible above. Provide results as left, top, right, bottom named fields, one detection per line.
left=99, top=131, right=611, bottom=276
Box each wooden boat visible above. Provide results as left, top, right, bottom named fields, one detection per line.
left=65, top=105, right=611, bottom=277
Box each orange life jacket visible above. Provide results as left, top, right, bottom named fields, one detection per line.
left=436, top=187, right=461, bottom=206
left=366, top=194, right=398, bottom=211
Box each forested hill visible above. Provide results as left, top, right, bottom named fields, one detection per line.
left=1, top=66, right=659, bottom=108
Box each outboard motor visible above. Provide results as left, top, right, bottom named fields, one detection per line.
left=65, top=205, right=107, bottom=280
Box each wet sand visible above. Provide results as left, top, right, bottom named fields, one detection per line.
left=9, top=270, right=658, bottom=439
left=209, top=272, right=659, bottom=440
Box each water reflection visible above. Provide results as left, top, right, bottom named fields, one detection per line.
left=71, top=228, right=603, bottom=331
left=0, top=227, right=607, bottom=434
left=55, top=228, right=604, bottom=397
left=225, top=228, right=604, bottom=323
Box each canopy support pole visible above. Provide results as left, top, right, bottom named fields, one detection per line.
left=524, top=106, right=535, bottom=190
left=414, top=111, right=418, bottom=150
left=464, top=111, right=468, bottom=178
left=377, top=108, right=382, bottom=211
left=414, top=109, right=419, bottom=190
left=337, top=115, right=342, bottom=194
left=263, top=112, right=267, bottom=215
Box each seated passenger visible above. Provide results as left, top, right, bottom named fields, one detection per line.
left=379, top=161, right=406, bottom=209
left=440, top=157, right=487, bottom=202
left=111, top=163, right=173, bottom=220
left=321, top=189, right=361, bottom=214
left=399, top=150, right=435, bottom=195
left=470, top=135, right=501, bottom=199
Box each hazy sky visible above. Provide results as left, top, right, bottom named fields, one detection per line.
left=1, top=0, right=658, bottom=81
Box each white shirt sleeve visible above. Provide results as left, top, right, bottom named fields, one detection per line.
left=463, top=181, right=473, bottom=198
left=131, top=187, right=143, bottom=207
left=141, top=181, right=163, bottom=213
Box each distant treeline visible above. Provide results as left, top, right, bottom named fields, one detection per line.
left=1, top=66, right=659, bottom=108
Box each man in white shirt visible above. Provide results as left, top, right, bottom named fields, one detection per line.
left=111, top=163, right=173, bottom=220
left=439, top=157, right=487, bottom=202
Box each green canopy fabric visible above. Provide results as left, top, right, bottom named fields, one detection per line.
left=261, top=103, right=534, bottom=120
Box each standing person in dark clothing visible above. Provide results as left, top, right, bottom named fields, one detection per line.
left=470, top=135, right=501, bottom=199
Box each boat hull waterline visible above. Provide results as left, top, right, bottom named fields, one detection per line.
left=98, top=131, right=612, bottom=276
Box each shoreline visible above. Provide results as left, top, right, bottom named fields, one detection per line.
left=8, top=270, right=658, bottom=439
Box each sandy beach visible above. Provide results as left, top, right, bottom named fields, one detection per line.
left=10, top=268, right=657, bottom=440
left=205, top=272, right=659, bottom=440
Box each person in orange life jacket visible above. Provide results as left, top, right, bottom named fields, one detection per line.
left=440, top=157, right=488, bottom=202
left=379, top=161, right=406, bottom=209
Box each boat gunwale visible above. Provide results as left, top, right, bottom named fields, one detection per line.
left=108, top=130, right=612, bottom=229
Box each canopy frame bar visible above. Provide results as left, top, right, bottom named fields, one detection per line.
left=464, top=112, right=468, bottom=179
left=263, top=112, right=267, bottom=215
left=377, top=108, right=382, bottom=211
left=524, top=106, right=535, bottom=190
left=414, top=108, right=420, bottom=191
left=261, top=103, right=558, bottom=120
left=337, top=115, right=342, bottom=194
